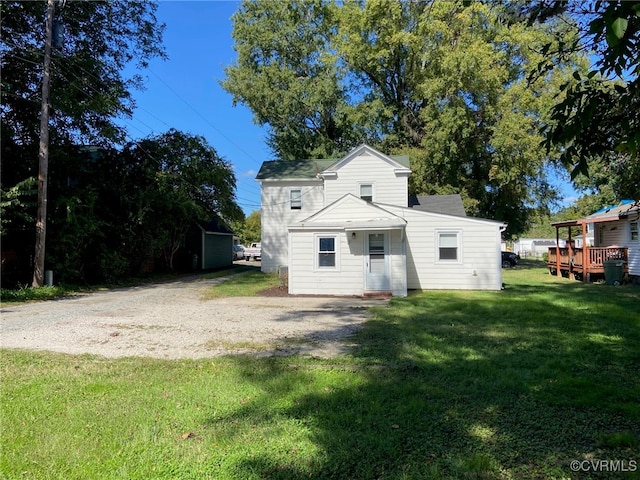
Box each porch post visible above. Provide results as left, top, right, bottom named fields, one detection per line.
left=582, top=222, right=589, bottom=282
left=568, top=228, right=574, bottom=280
left=555, top=226, right=561, bottom=277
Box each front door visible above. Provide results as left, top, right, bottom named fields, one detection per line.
left=365, top=232, right=390, bottom=291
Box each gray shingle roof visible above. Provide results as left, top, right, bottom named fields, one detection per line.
left=408, top=194, right=466, bottom=216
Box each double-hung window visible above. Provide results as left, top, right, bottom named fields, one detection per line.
left=290, top=189, right=302, bottom=210
left=631, top=221, right=639, bottom=241
left=437, top=231, right=460, bottom=262
left=317, top=235, right=337, bottom=269
left=359, top=183, right=373, bottom=202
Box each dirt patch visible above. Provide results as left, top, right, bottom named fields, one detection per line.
left=1, top=274, right=388, bottom=360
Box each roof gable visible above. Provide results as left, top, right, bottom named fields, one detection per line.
left=320, top=144, right=410, bottom=176
left=292, top=194, right=406, bottom=230
left=256, top=144, right=410, bottom=180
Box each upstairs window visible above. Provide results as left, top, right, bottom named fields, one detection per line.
left=631, top=221, right=639, bottom=241
left=359, top=183, right=373, bottom=202
left=290, top=189, right=302, bottom=210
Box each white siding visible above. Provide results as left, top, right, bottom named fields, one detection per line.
left=384, top=206, right=503, bottom=290
left=389, top=229, right=407, bottom=296
left=260, top=180, right=324, bottom=272
left=597, top=219, right=627, bottom=247
left=596, top=218, right=640, bottom=277
left=324, top=154, right=408, bottom=207
left=288, top=228, right=407, bottom=296
left=288, top=231, right=365, bottom=296
left=629, top=244, right=640, bottom=276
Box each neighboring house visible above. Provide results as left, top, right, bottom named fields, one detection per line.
left=547, top=201, right=640, bottom=281
left=256, top=144, right=506, bottom=297
left=184, top=217, right=234, bottom=270
left=513, top=238, right=559, bottom=258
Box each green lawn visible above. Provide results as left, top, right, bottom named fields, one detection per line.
left=2, top=263, right=639, bottom=479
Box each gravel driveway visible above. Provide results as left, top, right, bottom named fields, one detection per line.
left=0, top=273, right=388, bottom=359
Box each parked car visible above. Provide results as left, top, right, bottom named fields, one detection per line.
left=501, top=251, right=520, bottom=268
left=232, top=245, right=245, bottom=260
left=244, top=242, right=261, bottom=261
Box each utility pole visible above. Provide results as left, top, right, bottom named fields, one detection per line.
left=32, top=0, right=55, bottom=287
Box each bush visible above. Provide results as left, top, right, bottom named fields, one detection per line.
left=98, top=250, right=130, bottom=284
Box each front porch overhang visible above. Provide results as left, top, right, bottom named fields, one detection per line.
left=289, top=218, right=407, bottom=232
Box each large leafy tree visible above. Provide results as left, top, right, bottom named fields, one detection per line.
left=222, top=0, right=362, bottom=159
left=115, top=130, right=244, bottom=272
left=35, top=131, right=243, bottom=284
left=223, top=0, right=583, bottom=237
left=1, top=0, right=166, bottom=284
left=0, top=0, right=166, bottom=147
left=526, top=1, right=640, bottom=201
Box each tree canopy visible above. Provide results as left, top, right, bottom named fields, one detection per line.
left=1, top=3, right=245, bottom=286
left=526, top=0, right=640, bottom=201
left=223, top=0, right=585, bottom=237
left=1, top=0, right=166, bottom=147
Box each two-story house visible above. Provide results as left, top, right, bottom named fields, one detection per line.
left=256, top=144, right=506, bottom=297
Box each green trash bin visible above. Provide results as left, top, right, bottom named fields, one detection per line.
left=604, top=260, right=625, bottom=285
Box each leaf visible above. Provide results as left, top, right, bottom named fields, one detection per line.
left=611, top=17, right=628, bottom=39
left=181, top=432, right=195, bottom=440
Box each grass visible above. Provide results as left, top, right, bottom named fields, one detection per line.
left=1, top=262, right=639, bottom=479
left=202, top=269, right=280, bottom=298
left=0, top=265, right=254, bottom=305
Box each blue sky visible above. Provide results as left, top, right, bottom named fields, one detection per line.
left=122, top=1, right=578, bottom=217
left=122, top=1, right=268, bottom=216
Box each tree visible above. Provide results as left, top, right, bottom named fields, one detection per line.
left=223, top=0, right=584, bottom=237
left=0, top=0, right=166, bottom=146
left=526, top=1, right=640, bottom=200
left=241, top=210, right=262, bottom=244
left=119, top=130, right=243, bottom=271
left=1, top=0, right=166, bottom=285
left=222, top=0, right=363, bottom=160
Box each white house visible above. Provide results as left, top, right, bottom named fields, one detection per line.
left=256, top=144, right=507, bottom=297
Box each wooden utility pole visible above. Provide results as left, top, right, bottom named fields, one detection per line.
left=32, top=0, right=55, bottom=287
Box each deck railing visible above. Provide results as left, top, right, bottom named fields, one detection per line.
left=547, top=247, right=628, bottom=275
left=587, top=247, right=628, bottom=264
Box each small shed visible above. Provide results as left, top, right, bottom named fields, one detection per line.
left=185, top=217, right=234, bottom=270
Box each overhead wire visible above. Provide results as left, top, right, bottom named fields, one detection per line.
left=4, top=35, right=330, bottom=212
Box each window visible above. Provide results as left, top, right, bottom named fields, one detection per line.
left=318, top=236, right=336, bottom=268
left=631, top=221, right=639, bottom=241
left=359, top=183, right=373, bottom=202
left=290, top=189, right=302, bottom=210
left=438, top=231, right=460, bottom=262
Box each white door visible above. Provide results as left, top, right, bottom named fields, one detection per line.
left=365, top=232, right=390, bottom=291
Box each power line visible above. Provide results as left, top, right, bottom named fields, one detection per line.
left=4, top=39, right=268, bottom=212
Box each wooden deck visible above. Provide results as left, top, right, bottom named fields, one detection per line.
left=547, top=247, right=628, bottom=281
